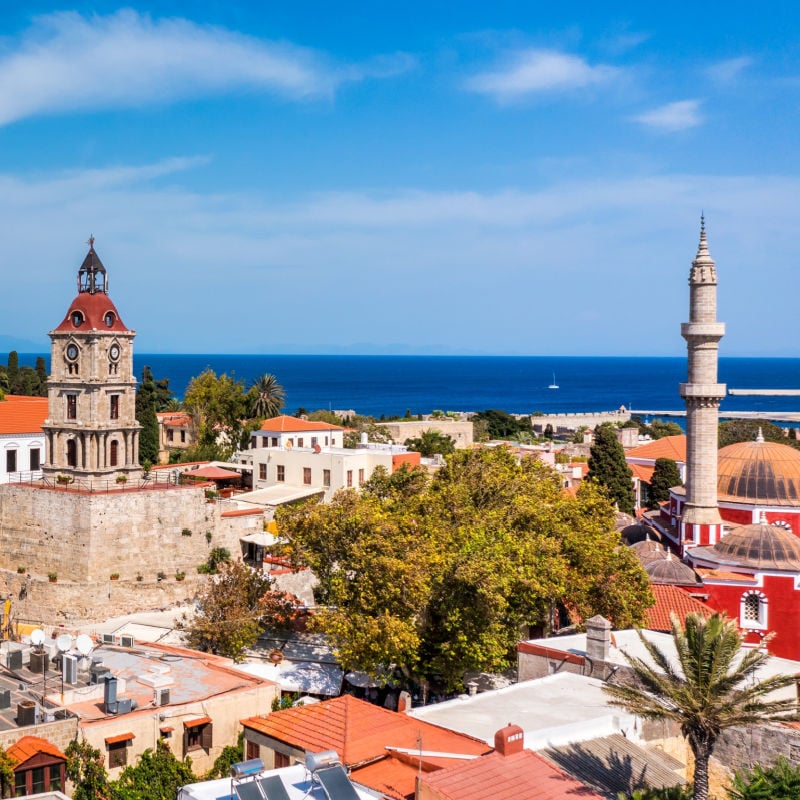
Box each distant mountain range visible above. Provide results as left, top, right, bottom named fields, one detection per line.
left=0, top=335, right=48, bottom=355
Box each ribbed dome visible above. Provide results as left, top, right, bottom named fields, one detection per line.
left=717, top=438, right=800, bottom=505
left=712, top=522, right=800, bottom=570
left=644, top=552, right=699, bottom=585
left=630, top=538, right=666, bottom=563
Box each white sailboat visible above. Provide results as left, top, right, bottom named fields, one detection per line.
left=548, top=372, right=559, bottom=389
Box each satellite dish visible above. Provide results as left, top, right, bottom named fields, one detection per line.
left=313, top=444, right=321, bottom=454
left=30, top=629, right=45, bottom=646
left=56, top=634, right=73, bottom=652
left=76, top=634, right=93, bottom=656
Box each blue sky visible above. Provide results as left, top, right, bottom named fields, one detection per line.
left=2, top=2, right=799, bottom=356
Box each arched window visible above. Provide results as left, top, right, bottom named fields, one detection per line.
left=741, top=591, right=767, bottom=629
left=66, top=440, right=77, bottom=468
left=109, top=440, right=119, bottom=467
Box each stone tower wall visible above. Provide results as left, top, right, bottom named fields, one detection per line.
left=0, top=484, right=263, bottom=621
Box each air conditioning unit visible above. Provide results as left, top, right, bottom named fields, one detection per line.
left=116, top=698, right=133, bottom=715
left=17, top=701, right=36, bottom=727
left=119, top=634, right=135, bottom=648
left=63, top=654, right=78, bottom=685
left=101, top=633, right=116, bottom=645
left=0, top=690, right=11, bottom=710
left=155, top=687, right=170, bottom=706
left=7, top=650, right=22, bottom=671
left=29, top=650, right=47, bottom=674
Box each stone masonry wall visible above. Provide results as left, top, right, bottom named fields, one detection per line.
left=0, top=483, right=263, bottom=621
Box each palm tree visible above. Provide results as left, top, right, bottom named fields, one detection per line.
left=250, top=373, right=285, bottom=420
left=603, top=613, right=797, bottom=800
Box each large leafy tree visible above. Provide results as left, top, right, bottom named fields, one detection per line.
left=66, top=739, right=111, bottom=800
left=719, top=419, right=799, bottom=450
left=183, top=369, right=249, bottom=460
left=603, top=613, right=797, bottom=800
left=648, top=458, right=682, bottom=508
left=110, top=741, right=195, bottom=800
left=248, top=373, right=285, bottom=420
left=470, top=409, right=531, bottom=440
left=588, top=423, right=635, bottom=514
left=279, top=447, right=652, bottom=688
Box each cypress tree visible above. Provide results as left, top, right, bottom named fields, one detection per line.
left=35, top=357, right=48, bottom=397
left=6, top=352, right=19, bottom=394
left=587, top=424, right=635, bottom=514
left=648, top=457, right=682, bottom=508
left=136, top=366, right=160, bottom=466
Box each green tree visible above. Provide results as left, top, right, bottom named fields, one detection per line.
left=204, top=733, right=243, bottom=780
left=470, top=409, right=531, bottom=440
left=66, top=739, right=111, bottom=800
left=362, top=463, right=428, bottom=500
left=279, top=447, right=651, bottom=689
left=34, top=356, right=48, bottom=397
left=186, top=560, right=285, bottom=661
left=404, top=429, right=455, bottom=457
left=588, top=423, right=635, bottom=514
left=110, top=740, right=195, bottom=800
left=603, top=613, right=797, bottom=800
left=728, top=756, right=800, bottom=800
left=719, top=419, right=798, bottom=450
left=248, top=373, right=285, bottom=420
left=342, top=417, right=391, bottom=448
left=307, top=409, right=344, bottom=425
left=648, top=458, right=682, bottom=508
left=6, top=352, right=19, bottom=395
left=0, top=745, right=15, bottom=798
left=183, top=369, right=249, bottom=461
left=136, top=367, right=160, bottom=466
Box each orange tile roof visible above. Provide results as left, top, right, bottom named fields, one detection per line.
left=353, top=753, right=436, bottom=800
left=257, top=415, right=345, bottom=433
left=242, top=695, right=490, bottom=768
left=220, top=508, right=263, bottom=518
left=157, top=412, right=192, bottom=428
left=419, top=749, right=603, bottom=800
left=629, top=463, right=655, bottom=483
left=7, top=736, right=66, bottom=765
left=694, top=567, right=758, bottom=583
left=625, top=435, right=686, bottom=463
left=105, top=732, right=135, bottom=744
left=0, top=395, right=48, bottom=435
left=646, top=585, right=715, bottom=632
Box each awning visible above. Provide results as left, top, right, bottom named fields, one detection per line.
left=105, top=733, right=135, bottom=745
left=187, top=466, right=242, bottom=480
left=184, top=716, right=212, bottom=728
left=234, top=485, right=324, bottom=507
left=240, top=532, right=281, bottom=547
left=159, top=726, right=174, bottom=734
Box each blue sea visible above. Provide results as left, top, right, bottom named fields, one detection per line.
left=5, top=353, right=800, bottom=421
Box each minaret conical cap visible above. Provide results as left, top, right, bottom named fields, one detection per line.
left=690, top=213, right=716, bottom=279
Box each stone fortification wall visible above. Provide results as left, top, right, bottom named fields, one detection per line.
left=530, top=409, right=630, bottom=434
left=0, top=484, right=263, bottom=621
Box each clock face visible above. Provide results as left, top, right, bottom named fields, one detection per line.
left=66, top=344, right=78, bottom=361
left=109, top=344, right=120, bottom=361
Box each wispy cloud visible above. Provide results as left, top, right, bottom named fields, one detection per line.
left=706, top=56, right=753, bottom=84
left=633, top=99, right=703, bottom=131
left=465, top=49, right=619, bottom=102
left=0, top=10, right=412, bottom=126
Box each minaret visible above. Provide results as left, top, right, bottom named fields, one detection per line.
left=42, top=239, right=142, bottom=484
left=679, top=216, right=725, bottom=548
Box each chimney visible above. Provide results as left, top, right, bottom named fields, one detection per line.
left=586, top=615, right=612, bottom=663
left=494, top=724, right=524, bottom=757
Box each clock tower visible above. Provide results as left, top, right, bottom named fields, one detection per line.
left=42, top=239, right=142, bottom=484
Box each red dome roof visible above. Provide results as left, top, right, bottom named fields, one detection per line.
left=53, top=291, right=127, bottom=333
left=717, top=439, right=800, bottom=506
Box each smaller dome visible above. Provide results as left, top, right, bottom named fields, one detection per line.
left=645, top=552, right=699, bottom=585
left=717, top=438, right=800, bottom=505
left=712, top=522, right=800, bottom=570
left=630, top=538, right=666, bottom=564
left=621, top=522, right=652, bottom=545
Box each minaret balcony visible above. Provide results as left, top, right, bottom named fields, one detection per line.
left=680, top=322, right=726, bottom=339
left=679, top=383, right=726, bottom=399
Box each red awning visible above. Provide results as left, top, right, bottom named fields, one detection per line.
left=105, top=733, right=135, bottom=745
left=184, top=716, right=212, bottom=728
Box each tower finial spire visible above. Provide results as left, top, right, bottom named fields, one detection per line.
left=87, top=234, right=95, bottom=250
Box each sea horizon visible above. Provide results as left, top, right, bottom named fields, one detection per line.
left=4, top=352, right=800, bottom=421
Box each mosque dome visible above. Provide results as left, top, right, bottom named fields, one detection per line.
left=644, top=552, right=699, bottom=585
left=711, top=521, right=800, bottom=570
left=630, top=538, right=666, bottom=563
left=717, top=435, right=800, bottom=505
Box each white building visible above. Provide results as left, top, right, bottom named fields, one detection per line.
left=250, top=415, right=346, bottom=450
left=0, top=396, right=47, bottom=484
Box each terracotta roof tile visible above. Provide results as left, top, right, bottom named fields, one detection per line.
left=0, top=395, right=48, bottom=435
left=420, top=749, right=603, bottom=800
left=626, top=435, right=686, bottom=462
left=7, top=736, right=66, bottom=765
left=629, top=463, right=655, bottom=483
left=242, top=695, right=490, bottom=769
left=53, top=291, right=127, bottom=332
left=257, top=415, right=345, bottom=433
left=646, top=585, right=715, bottom=632
left=105, top=732, right=135, bottom=745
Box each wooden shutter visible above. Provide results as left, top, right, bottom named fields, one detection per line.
left=201, top=722, right=213, bottom=751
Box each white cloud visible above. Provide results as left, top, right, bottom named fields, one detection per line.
left=0, top=10, right=412, bottom=126
left=633, top=99, right=703, bottom=132
left=465, top=49, right=619, bottom=101
left=707, top=56, right=753, bottom=84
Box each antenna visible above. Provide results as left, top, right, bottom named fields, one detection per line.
left=56, top=634, right=72, bottom=653
left=30, top=629, right=45, bottom=647
left=76, top=634, right=93, bottom=656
